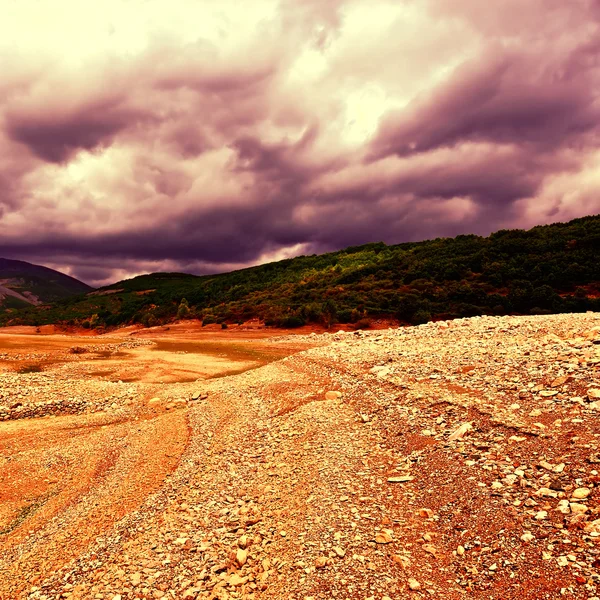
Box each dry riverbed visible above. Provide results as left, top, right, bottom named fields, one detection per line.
left=1, top=314, right=600, bottom=599
left=0, top=325, right=316, bottom=598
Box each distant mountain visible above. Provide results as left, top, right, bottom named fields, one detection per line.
left=2, top=214, right=600, bottom=328
left=0, top=258, right=93, bottom=311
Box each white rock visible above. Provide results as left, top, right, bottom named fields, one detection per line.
left=570, top=502, right=588, bottom=514
left=572, top=487, right=591, bottom=499
left=236, top=548, right=248, bottom=566
left=408, top=578, right=421, bottom=590
left=448, top=422, right=473, bottom=441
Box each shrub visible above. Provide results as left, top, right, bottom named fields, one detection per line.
left=281, top=315, right=305, bottom=328
left=411, top=310, right=431, bottom=325
left=299, top=303, right=323, bottom=323
left=141, top=313, right=158, bottom=328
left=337, top=309, right=353, bottom=324
left=177, top=298, right=191, bottom=319
left=69, top=346, right=88, bottom=354
left=350, top=309, right=364, bottom=323
left=353, top=318, right=371, bottom=330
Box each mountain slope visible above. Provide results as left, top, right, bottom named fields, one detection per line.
left=0, top=258, right=93, bottom=311
left=2, top=214, right=600, bottom=328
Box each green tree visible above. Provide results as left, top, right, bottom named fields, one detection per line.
left=322, top=299, right=338, bottom=328
left=177, top=298, right=190, bottom=320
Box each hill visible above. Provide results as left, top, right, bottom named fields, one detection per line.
left=0, top=258, right=93, bottom=313
left=2, top=214, right=600, bottom=329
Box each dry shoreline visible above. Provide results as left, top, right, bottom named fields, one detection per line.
left=1, top=313, right=600, bottom=599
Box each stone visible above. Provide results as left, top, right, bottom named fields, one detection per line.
left=392, top=554, right=410, bottom=568
left=375, top=531, right=393, bottom=544
left=569, top=502, right=588, bottom=515
left=236, top=548, right=248, bottom=566
left=325, top=391, right=342, bottom=400
left=8, top=311, right=600, bottom=599
left=572, top=487, right=591, bottom=499
left=408, top=578, right=421, bottom=591
left=448, top=422, right=473, bottom=441
left=588, top=389, right=600, bottom=399
left=584, top=519, right=600, bottom=534
left=228, top=573, right=247, bottom=586
left=557, top=556, right=569, bottom=567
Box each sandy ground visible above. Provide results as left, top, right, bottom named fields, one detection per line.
left=0, top=324, right=314, bottom=383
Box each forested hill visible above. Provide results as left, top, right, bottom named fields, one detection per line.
left=2, top=215, right=599, bottom=329
left=0, top=258, right=92, bottom=310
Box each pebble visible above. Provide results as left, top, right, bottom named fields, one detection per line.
left=375, top=531, right=393, bottom=544
left=8, top=312, right=600, bottom=600
left=572, top=487, right=591, bottom=499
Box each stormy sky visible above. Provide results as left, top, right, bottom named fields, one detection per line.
left=1, top=0, right=599, bottom=286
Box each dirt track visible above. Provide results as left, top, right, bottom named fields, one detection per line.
left=2, top=315, right=600, bottom=599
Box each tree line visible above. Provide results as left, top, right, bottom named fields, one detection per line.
left=2, top=215, right=599, bottom=329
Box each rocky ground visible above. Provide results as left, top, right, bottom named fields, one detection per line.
left=2, top=313, right=600, bottom=599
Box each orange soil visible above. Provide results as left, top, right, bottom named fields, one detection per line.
left=0, top=406, right=189, bottom=597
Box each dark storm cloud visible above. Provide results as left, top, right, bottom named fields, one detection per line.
left=5, top=96, right=141, bottom=163
left=0, top=0, right=599, bottom=285
left=370, top=46, right=600, bottom=159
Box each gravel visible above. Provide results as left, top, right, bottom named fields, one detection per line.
left=2, top=312, right=600, bottom=599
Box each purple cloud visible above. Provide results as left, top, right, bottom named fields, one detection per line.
left=0, top=0, right=598, bottom=286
